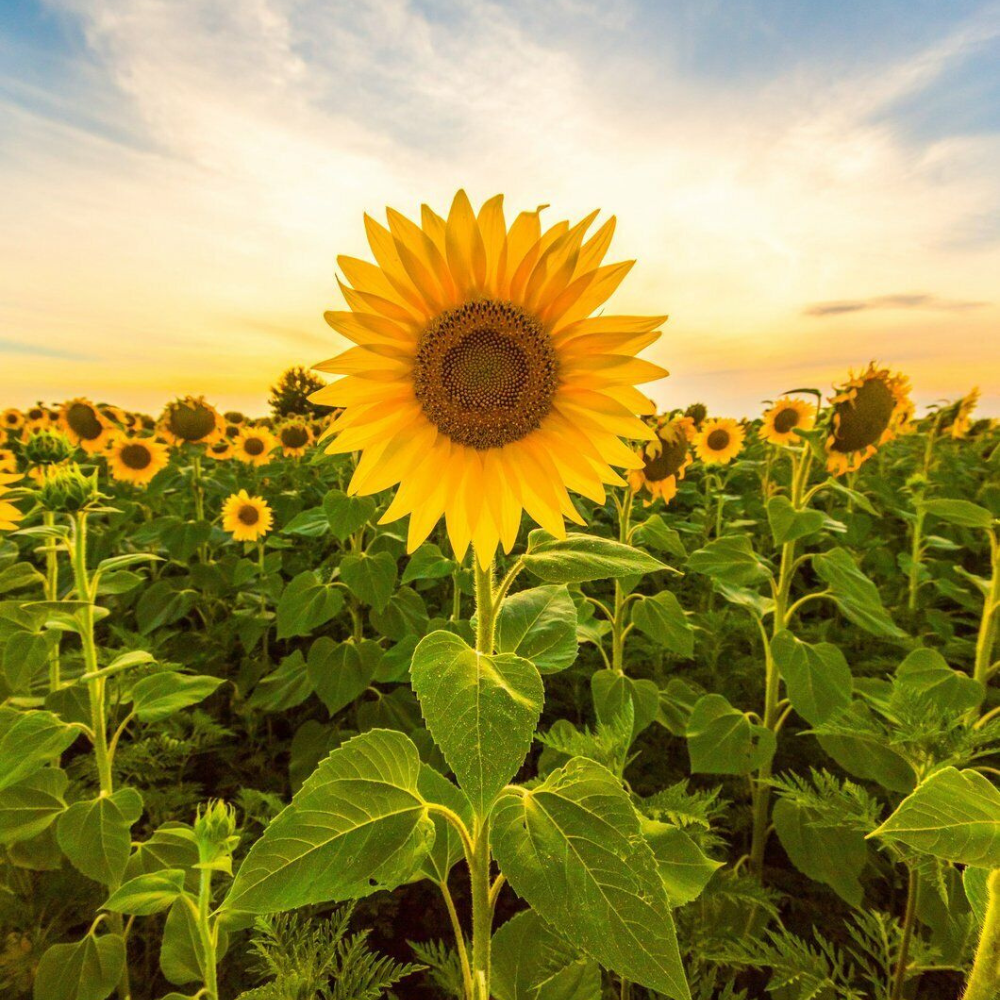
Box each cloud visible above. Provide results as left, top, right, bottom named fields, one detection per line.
left=0, top=337, right=93, bottom=361
left=803, top=294, right=989, bottom=317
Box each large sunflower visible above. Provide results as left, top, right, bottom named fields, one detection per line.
left=311, top=190, right=667, bottom=564
left=222, top=489, right=274, bottom=542
left=108, top=436, right=170, bottom=486
left=760, top=396, right=816, bottom=447
left=234, top=427, right=278, bottom=467
left=695, top=417, right=745, bottom=465
left=59, top=398, right=112, bottom=454
left=0, top=474, right=24, bottom=532
left=825, top=363, right=911, bottom=475
left=277, top=420, right=314, bottom=457
left=160, top=396, right=225, bottom=446
left=629, top=415, right=694, bottom=505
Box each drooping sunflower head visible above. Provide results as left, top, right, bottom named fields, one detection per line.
left=234, top=427, right=277, bottom=467
left=2, top=409, right=24, bottom=432
left=825, top=363, right=912, bottom=475
left=160, top=396, right=225, bottom=445
left=224, top=411, right=247, bottom=426
left=695, top=417, right=745, bottom=465
left=59, top=398, right=111, bottom=454
left=108, top=436, right=170, bottom=486
left=99, top=405, right=131, bottom=431
left=221, top=489, right=274, bottom=542
left=23, top=428, right=74, bottom=467
left=277, top=420, right=314, bottom=457
left=311, top=190, right=667, bottom=564
left=0, top=448, right=17, bottom=475
left=628, top=415, right=694, bottom=505
left=941, top=387, right=980, bottom=440
left=684, top=402, right=708, bottom=430
left=760, top=396, right=816, bottom=447
left=0, top=473, right=25, bottom=532
left=207, top=439, right=234, bottom=461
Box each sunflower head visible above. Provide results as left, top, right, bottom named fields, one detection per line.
left=310, top=190, right=667, bottom=565
left=277, top=420, right=314, bottom=457
left=760, top=396, right=816, bottom=447
left=941, top=387, right=980, bottom=440
left=109, top=436, right=169, bottom=486
left=825, top=363, right=912, bottom=475
left=35, top=462, right=101, bottom=514
left=234, top=427, right=277, bottom=466
left=207, top=439, right=234, bottom=461
left=2, top=409, right=24, bottom=432
left=0, top=449, right=17, bottom=475
left=0, top=473, right=25, bottom=532
left=160, top=396, right=224, bottom=445
left=224, top=411, right=247, bottom=426
left=25, top=405, right=52, bottom=430
left=59, top=398, right=111, bottom=454
left=695, top=417, right=745, bottom=465
left=24, top=428, right=74, bottom=467
left=684, top=402, right=708, bottom=430
left=221, top=489, right=274, bottom=542
left=628, top=415, right=693, bottom=505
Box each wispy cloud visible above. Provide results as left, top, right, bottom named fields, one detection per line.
left=0, top=336, right=92, bottom=361
left=803, top=294, right=989, bottom=317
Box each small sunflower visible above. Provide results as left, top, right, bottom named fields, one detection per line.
left=207, top=439, right=234, bottom=461
left=2, top=409, right=24, bottom=433
left=59, top=398, right=112, bottom=454
left=628, top=415, right=693, bottom=505
left=224, top=423, right=242, bottom=440
left=24, top=405, right=52, bottom=432
left=760, top=396, right=816, bottom=447
left=0, top=448, right=17, bottom=474
left=234, top=427, right=277, bottom=466
left=108, top=436, right=170, bottom=486
left=944, top=387, right=980, bottom=440
left=695, top=417, right=745, bottom=465
left=825, top=363, right=912, bottom=475
left=0, top=474, right=25, bottom=532
left=311, top=189, right=667, bottom=564
left=222, top=489, right=274, bottom=542
left=160, top=396, right=225, bottom=445
left=277, top=420, right=314, bottom=457
left=224, top=411, right=247, bottom=426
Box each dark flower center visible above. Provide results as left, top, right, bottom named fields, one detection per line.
left=706, top=429, right=730, bottom=451
left=120, top=443, right=152, bottom=470
left=281, top=426, right=309, bottom=448
left=413, top=300, right=558, bottom=450
left=773, top=407, right=800, bottom=434
left=66, top=403, right=104, bottom=441
left=831, top=377, right=895, bottom=453
left=238, top=504, right=260, bottom=525
left=243, top=437, right=265, bottom=456
left=168, top=402, right=217, bottom=441
left=643, top=430, right=688, bottom=482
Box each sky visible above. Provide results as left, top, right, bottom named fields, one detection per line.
left=1, top=0, right=998, bottom=418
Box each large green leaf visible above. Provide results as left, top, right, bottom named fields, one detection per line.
left=491, top=757, right=689, bottom=1000
left=339, top=551, right=397, bottom=612
left=248, top=651, right=313, bottom=712
left=323, top=488, right=376, bottom=540
left=307, top=637, right=376, bottom=716
left=130, top=672, right=223, bottom=723
left=57, top=787, right=144, bottom=887
left=0, top=767, right=68, bottom=845
left=33, top=933, right=125, bottom=1000
left=770, top=630, right=853, bottom=726
left=686, top=536, right=772, bottom=588
left=0, top=708, right=78, bottom=791
left=103, top=869, right=187, bottom=915
left=523, top=532, right=667, bottom=584
left=767, top=496, right=826, bottom=545
left=918, top=499, right=993, bottom=530
left=223, top=729, right=434, bottom=912
left=812, top=548, right=905, bottom=638
left=496, top=585, right=579, bottom=674
left=894, top=648, right=984, bottom=713
left=591, top=669, right=659, bottom=740
left=492, top=910, right=601, bottom=1000
left=275, top=570, right=345, bottom=639
left=631, top=591, right=694, bottom=658
left=772, top=799, right=866, bottom=906
left=686, top=694, right=775, bottom=776
left=411, top=630, right=543, bottom=813
left=870, top=768, right=1000, bottom=867
left=640, top=818, right=722, bottom=906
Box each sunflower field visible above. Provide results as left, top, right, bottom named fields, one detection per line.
left=1, top=193, right=998, bottom=1000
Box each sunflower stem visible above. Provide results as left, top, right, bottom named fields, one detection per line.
left=42, top=510, right=62, bottom=690
left=963, top=869, right=1000, bottom=1000
left=973, top=528, right=1000, bottom=692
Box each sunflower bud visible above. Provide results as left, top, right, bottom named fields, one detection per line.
left=194, top=800, right=240, bottom=868
left=24, top=429, right=74, bottom=467
left=35, top=463, right=101, bottom=513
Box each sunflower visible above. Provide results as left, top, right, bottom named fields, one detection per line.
left=695, top=417, right=745, bottom=465
left=629, top=415, right=693, bottom=505
left=207, top=439, right=234, bottom=461
left=24, top=405, right=52, bottom=432
left=944, top=387, right=980, bottom=440
left=108, top=436, right=170, bottom=486
left=59, top=398, right=112, bottom=454
left=0, top=448, right=17, bottom=474
left=160, top=396, right=225, bottom=445
left=0, top=474, right=24, bottom=532
left=311, top=190, right=666, bottom=564
left=277, top=420, right=314, bottom=457
left=1, top=409, right=24, bottom=433
left=234, top=427, right=277, bottom=466
left=825, top=363, right=912, bottom=475
left=760, top=396, right=816, bottom=447
left=224, top=411, right=247, bottom=426
left=224, top=423, right=242, bottom=440
left=221, top=489, right=274, bottom=542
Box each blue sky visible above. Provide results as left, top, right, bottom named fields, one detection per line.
left=1, top=0, right=998, bottom=416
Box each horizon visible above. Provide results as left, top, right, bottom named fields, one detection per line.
left=2, top=0, right=998, bottom=417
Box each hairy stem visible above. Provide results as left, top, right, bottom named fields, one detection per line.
left=890, top=864, right=918, bottom=1000
left=964, top=869, right=1000, bottom=1000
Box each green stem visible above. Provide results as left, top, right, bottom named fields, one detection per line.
left=907, top=506, right=926, bottom=615
left=439, top=879, right=474, bottom=999
left=191, top=451, right=208, bottom=562
left=257, top=540, right=270, bottom=665
left=43, top=510, right=62, bottom=690
left=197, top=867, right=218, bottom=1000
left=964, top=869, right=1000, bottom=1000
left=469, top=818, right=492, bottom=1000
left=890, top=864, right=918, bottom=1000
left=473, top=555, right=496, bottom=657
left=974, top=530, right=999, bottom=690
left=611, top=491, right=633, bottom=675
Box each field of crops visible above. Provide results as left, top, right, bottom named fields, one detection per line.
left=1, top=194, right=998, bottom=1000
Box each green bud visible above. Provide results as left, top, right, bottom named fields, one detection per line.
left=35, top=463, right=101, bottom=513
left=23, top=429, right=74, bottom=467
left=194, top=799, right=240, bottom=865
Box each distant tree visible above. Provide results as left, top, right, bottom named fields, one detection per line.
left=268, top=366, right=328, bottom=419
